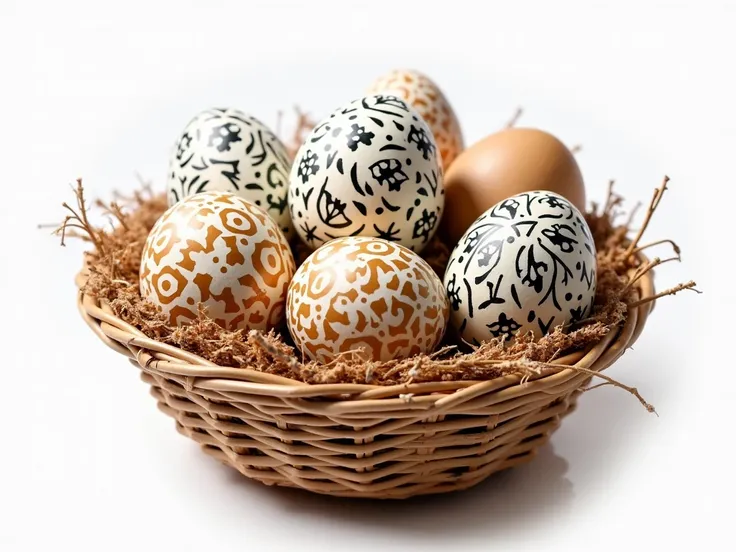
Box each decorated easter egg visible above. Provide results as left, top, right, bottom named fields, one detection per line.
left=167, top=107, right=293, bottom=238
left=288, top=94, right=444, bottom=253
left=366, top=68, right=464, bottom=169
left=441, top=127, right=585, bottom=244
left=140, top=191, right=295, bottom=331
left=443, top=191, right=597, bottom=346
left=286, top=237, right=449, bottom=363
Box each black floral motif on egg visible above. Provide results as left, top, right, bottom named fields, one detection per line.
left=446, top=272, right=462, bottom=311
left=369, top=159, right=408, bottom=191
left=412, top=209, right=438, bottom=244
left=296, top=150, right=320, bottom=183
left=541, top=224, right=577, bottom=253
left=167, top=107, right=293, bottom=238
left=541, top=194, right=567, bottom=209
left=407, top=124, right=435, bottom=160
left=486, top=313, right=521, bottom=339
left=176, top=132, right=194, bottom=160
left=208, top=122, right=242, bottom=152
left=345, top=124, right=375, bottom=151
left=288, top=94, right=443, bottom=252
left=443, top=191, right=597, bottom=345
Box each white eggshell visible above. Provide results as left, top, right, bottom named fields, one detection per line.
left=366, top=68, right=464, bottom=169
left=443, top=191, right=597, bottom=345
left=167, top=108, right=293, bottom=238
left=140, top=191, right=295, bottom=331
left=286, top=237, right=449, bottom=363
left=288, top=94, right=444, bottom=253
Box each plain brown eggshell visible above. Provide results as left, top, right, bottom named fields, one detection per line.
left=440, top=127, right=586, bottom=244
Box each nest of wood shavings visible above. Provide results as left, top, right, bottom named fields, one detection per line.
left=56, top=171, right=697, bottom=399
left=54, top=108, right=698, bottom=407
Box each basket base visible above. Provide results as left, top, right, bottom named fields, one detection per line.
left=146, top=373, right=579, bottom=500
left=194, top=430, right=544, bottom=499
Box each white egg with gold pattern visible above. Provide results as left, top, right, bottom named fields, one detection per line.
left=287, top=237, right=449, bottom=363
left=140, top=191, right=295, bottom=331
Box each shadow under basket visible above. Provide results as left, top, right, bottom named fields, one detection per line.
left=75, top=263, right=655, bottom=500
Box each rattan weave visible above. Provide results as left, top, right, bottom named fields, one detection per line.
left=75, top=262, right=654, bottom=499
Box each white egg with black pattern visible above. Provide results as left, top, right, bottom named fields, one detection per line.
left=288, top=94, right=444, bottom=252
left=167, top=107, right=293, bottom=238
left=443, top=191, right=597, bottom=346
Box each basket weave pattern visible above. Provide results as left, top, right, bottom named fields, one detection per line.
left=76, top=265, right=654, bottom=499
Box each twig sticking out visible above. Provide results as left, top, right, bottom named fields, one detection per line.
left=582, top=382, right=656, bottom=415
left=275, top=110, right=284, bottom=141
left=134, top=172, right=153, bottom=193
left=600, top=176, right=699, bottom=307
left=95, top=199, right=129, bottom=231
left=285, top=106, right=317, bottom=160
left=625, top=201, right=643, bottom=228
left=502, top=359, right=656, bottom=414
left=55, top=178, right=105, bottom=255
left=570, top=144, right=582, bottom=155
left=622, top=256, right=676, bottom=295
left=628, top=281, right=701, bottom=308
left=625, top=175, right=669, bottom=259
left=505, top=107, right=523, bottom=129
left=603, top=180, right=619, bottom=217
left=631, top=239, right=681, bottom=260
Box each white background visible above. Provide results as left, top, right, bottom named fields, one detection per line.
left=1, top=0, right=732, bottom=550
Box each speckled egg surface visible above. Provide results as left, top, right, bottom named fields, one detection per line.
left=287, top=237, right=449, bottom=363
left=366, top=68, right=464, bottom=169
left=288, top=94, right=444, bottom=253
left=167, top=108, right=293, bottom=238
left=140, top=191, right=295, bottom=331
left=443, top=191, right=597, bottom=346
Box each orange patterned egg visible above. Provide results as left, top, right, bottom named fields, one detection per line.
left=286, top=237, right=449, bottom=363
left=366, top=68, right=464, bottom=169
left=140, top=191, right=295, bottom=331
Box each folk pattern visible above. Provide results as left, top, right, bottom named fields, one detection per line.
left=167, top=108, right=293, bottom=238
left=140, top=192, right=295, bottom=331
left=287, top=237, right=449, bottom=363
left=443, top=191, right=597, bottom=346
left=366, top=69, right=464, bottom=169
left=288, top=95, right=444, bottom=253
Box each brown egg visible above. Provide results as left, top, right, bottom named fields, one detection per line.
left=440, top=127, right=586, bottom=244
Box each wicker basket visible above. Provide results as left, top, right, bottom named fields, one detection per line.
left=75, top=259, right=655, bottom=500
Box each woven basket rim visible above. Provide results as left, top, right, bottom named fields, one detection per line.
left=75, top=254, right=655, bottom=403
